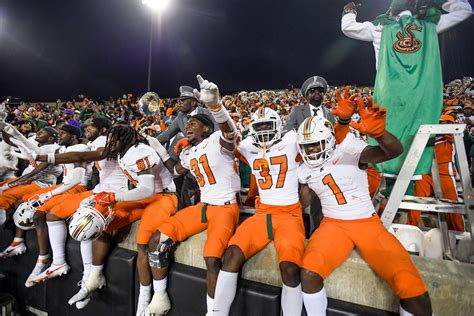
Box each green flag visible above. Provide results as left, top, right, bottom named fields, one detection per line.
left=371, top=14, right=443, bottom=176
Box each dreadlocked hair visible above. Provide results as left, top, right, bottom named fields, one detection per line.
left=105, top=124, right=145, bottom=160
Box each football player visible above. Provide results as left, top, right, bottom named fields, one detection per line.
left=297, top=97, right=432, bottom=316
left=144, top=75, right=240, bottom=315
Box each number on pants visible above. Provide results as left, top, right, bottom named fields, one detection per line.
left=322, top=174, right=347, bottom=205
left=253, top=155, right=288, bottom=190
left=190, top=154, right=216, bottom=187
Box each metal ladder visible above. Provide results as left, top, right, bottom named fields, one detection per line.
left=380, top=124, right=474, bottom=259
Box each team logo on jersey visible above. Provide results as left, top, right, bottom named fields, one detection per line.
left=393, top=24, right=422, bottom=54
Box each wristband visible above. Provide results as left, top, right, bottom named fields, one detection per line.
left=337, top=118, right=351, bottom=125
left=210, top=105, right=231, bottom=124
left=47, top=153, right=56, bottom=164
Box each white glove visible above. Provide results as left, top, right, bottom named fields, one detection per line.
left=38, top=191, right=53, bottom=204
left=11, top=141, right=37, bottom=161
left=193, top=74, right=220, bottom=109
left=4, top=124, right=40, bottom=152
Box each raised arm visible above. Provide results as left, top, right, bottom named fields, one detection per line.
left=437, top=0, right=472, bottom=33
left=341, top=2, right=376, bottom=42
left=350, top=97, right=403, bottom=165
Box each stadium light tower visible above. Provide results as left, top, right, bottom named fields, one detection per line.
left=142, top=0, right=171, bottom=91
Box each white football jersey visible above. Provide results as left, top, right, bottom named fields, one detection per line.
left=298, top=134, right=374, bottom=220
left=118, top=143, right=172, bottom=194
left=238, top=130, right=299, bottom=205
left=88, top=136, right=129, bottom=193
left=180, top=131, right=241, bottom=205
left=33, top=143, right=63, bottom=187
left=59, top=143, right=92, bottom=186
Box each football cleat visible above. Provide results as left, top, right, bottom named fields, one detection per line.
left=32, top=262, right=70, bottom=283
left=145, top=291, right=171, bottom=316
left=84, top=271, right=106, bottom=292
left=69, top=280, right=92, bottom=309
left=0, top=242, right=27, bottom=259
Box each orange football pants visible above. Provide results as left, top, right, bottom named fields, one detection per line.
left=158, top=202, right=240, bottom=258
left=302, top=215, right=427, bottom=299
left=49, top=190, right=95, bottom=219
left=408, top=173, right=464, bottom=231
left=228, top=200, right=305, bottom=265
left=0, top=183, right=42, bottom=210
left=22, top=185, right=88, bottom=213
left=136, top=193, right=178, bottom=244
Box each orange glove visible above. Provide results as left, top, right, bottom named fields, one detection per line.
left=94, top=192, right=116, bottom=207
left=349, top=97, right=386, bottom=139
left=330, top=86, right=359, bottom=121
left=174, top=138, right=192, bottom=156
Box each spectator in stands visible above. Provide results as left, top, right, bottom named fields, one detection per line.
left=63, top=109, right=81, bottom=130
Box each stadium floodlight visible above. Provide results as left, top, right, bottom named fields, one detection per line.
left=142, top=0, right=171, bottom=12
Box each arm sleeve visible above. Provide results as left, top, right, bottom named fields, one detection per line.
left=437, top=0, right=472, bottom=33
left=50, top=167, right=85, bottom=196
left=115, top=174, right=155, bottom=201
left=341, top=13, right=376, bottom=41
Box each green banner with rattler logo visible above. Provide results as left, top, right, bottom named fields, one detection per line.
left=371, top=15, right=442, bottom=176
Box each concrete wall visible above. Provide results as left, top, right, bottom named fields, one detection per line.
left=119, top=221, right=474, bottom=315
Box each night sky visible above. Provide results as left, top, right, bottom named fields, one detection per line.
left=0, top=0, right=473, bottom=101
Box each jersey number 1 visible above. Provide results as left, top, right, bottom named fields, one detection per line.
left=322, top=174, right=347, bottom=205
left=190, top=154, right=216, bottom=187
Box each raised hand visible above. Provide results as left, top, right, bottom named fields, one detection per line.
left=331, top=86, right=359, bottom=121
left=193, top=74, right=220, bottom=110
left=343, top=2, right=361, bottom=14
left=10, top=139, right=38, bottom=161
left=349, top=96, right=387, bottom=138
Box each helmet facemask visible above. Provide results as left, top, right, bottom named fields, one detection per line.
left=249, top=119, right=281, bottom=148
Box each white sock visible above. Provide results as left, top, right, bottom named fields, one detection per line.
left=46, top=221, right=67, bottom=265
left=282, top=283, right=302, bottom=315
left=0, top=209, right=6, bottom=225
left=206, top=294, right=215, bottom=314
left=13, top=237, right=24, bottom=244
left=213, top=271, right=238, bottom=316
left=32, top=254, right=50, bottom=275
left=90, top=264, right=104, bottom=274
left=139, top=283, right=152, bottom=300
left=153, top=277, right=167, bottom=292
left=400, top=305, right=415, bottom=316
left=302, top=287, right=328, bottom=316
left=80, top=240, right=93, bottom=280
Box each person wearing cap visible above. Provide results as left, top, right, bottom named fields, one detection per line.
left=408, top=115, right=465, bottom=231
left=283, top=75, right=335, bottom=133
left=63, top=108, right=82, bottom=131
left=157, top=85, right=217, bottom=147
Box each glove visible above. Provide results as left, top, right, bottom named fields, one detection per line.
left=10, top=140, right=37, bottom=161
left=38, top=191, right=53, bottom=204
left=331, top=86, right=359, bottom=121
left=5, top=124, right=40, bottom=152
left=193, top=74, right=220, bottom=110
left=146, top=136, right=170, bottom=162
left=93, top=192, right=116, bottom=207
left=174, top=138, right=192, bottom=156
left=349, top=97, right=387, bottom=139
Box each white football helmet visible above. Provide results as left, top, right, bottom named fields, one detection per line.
left=249, top=107, right=282, bottom=147
left=13, top=198, right=41, bottom=230
left=297, top=116, right=335, bottom=167
left=68, top=195, right=114, bottom=241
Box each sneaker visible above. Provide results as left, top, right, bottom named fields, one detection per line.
left=0, top=242, right=27, bottom=259
left=145, top=291, right=171, bottom=315
left=32, top=262, right=70, bottom=283
left=69, top=280, right=92, bottom=309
